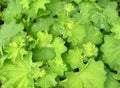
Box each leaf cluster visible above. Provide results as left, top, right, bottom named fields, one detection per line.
left=0, top=0, right=120, bottom=88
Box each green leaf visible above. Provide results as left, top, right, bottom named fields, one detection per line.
left=52, top=37, right=67, bottom=56
left=64, top=3, right=75, bottom=12
left=63, top=48, right=84, bottom=69
left=46, top=0, right=64, bottom=15
left=103, top=1, right=118, bottom=23
left=111, top=22, right=120, bottom=39
left=73, top=0, right=82, bottom=4
left=0, top=22, right=24, bottom=46
left=97, top=0, right=109, bottom=7
left=49, top=18, right=72, bottom=38
left=78, top=2, right=96, bottom=24
left=83, top=24, right=103, bottom=45
left=90, top=10, right=110, bottom=31
left=0, top=45, right=3, bottom=55
left=32, top=47, right=56, bottom=62
left=35, top=68, right=57, bottom=88
left=89, top=0, right=96, bottom=2
left=37, top=0, right=50, bottom=10
left=38, top=9, right=51, bottom=17
left=3, top=35, right=27, bottom=61
left=36, top=31, right=53, bottom=48
left=18, top=0, right=31, bottom=9
left=60, top=59, right=106, bottom=88
left=2, top=0, right=22, bottom=22
left=68, top=24, right=86, bottom=45
left=0, top=52, right=39, bottom=88
left=49, top=56, right=67, bottom=76
left=1, top=0, right=120, bottom=87
left=83, top=42, right=98, bottom=57
left=101, top=35, right=120, bottom=72
left=28, top=0, right=50, bottom=18
left=90, top=1, right=118, bottom=31
left=104, top=70, right=120, bottom=88
left=5, top=43, right=27, bottom=61
left=49, top=20, right=64, bottom=36
left=0, top=55, right=7, bottom=67
left=31, top=17, right=53, bottom=33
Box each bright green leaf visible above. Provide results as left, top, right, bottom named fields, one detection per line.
left=49, top=56, right=67, bottom=76
left=101, top=35, right=120, bottom=72
left=52, top=37, right=67, bottom=56
left=0, top=22, right=24, bottom=46
left=60, top=59, right=106, bottom=88
left=2, top=0, right=22, bottom=22
left=111, top=22, right=120, bottom=39
left=31, top=17, right=53, bottom=33
left=83, top=24, right=103, bottom=45
left=18, top=0, right=30, bottom=9
left=28, top=0, right=50, bottom=18
left=36, top=31, right=53, bottom=48
left=63, top=48, right=84, bottom=69
left=0, top=52, right=39, bottom=88
left=68, top=24, right=86, bottom=46
left=35, top=69, right=57, bottom=88
left=104, top=70, right=120, bottom=88
left=83, top=42, right=98, bottom=57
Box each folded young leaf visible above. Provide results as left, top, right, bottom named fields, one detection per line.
left=49, top=55, right=67, bottom=76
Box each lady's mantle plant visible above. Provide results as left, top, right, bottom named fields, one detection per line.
left=0, top=0, right=120, bottom=88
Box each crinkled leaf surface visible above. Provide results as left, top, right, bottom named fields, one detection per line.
left=31, top=17, right=53, bottom=33
left=60, top=59, right=106, bottom=88
left=36, top=31, right=52, bottom=48
left=101, top=35, right=120, bottom=71
left=35, top=69, right=57, bottom=88
left=68, top=24, right=86, bottom=45
left=78, top=2, right=95, bottom=24
left=63, top=48, right=84, bottom=69
left=5, top=45, right=27, bottom=61
left=49, top=56, right=67, bottom=76
left=83, top=24, right=103, bottom=45
left=52, top=37, right=67, bottom=56
left=90, top=1, right=118, bottom=31
left=2, top=0, right=22, bottom=22
left=28, top=0, right=50, bottom=18
left=111, top=22, right=120, bottom=39
left=0, top=22, right=24, bottom=46
left=18, top=0, right=30, bottom=9
left=83, top=42, right=98, bottom=57
left=0, top=52, right=39, bottom=88
left=1, top=0, right=120, bottom=87
left=46, top=0, right=64, bottom=15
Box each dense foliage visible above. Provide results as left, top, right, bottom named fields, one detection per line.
left=0, top=0, right=120, bottom=88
